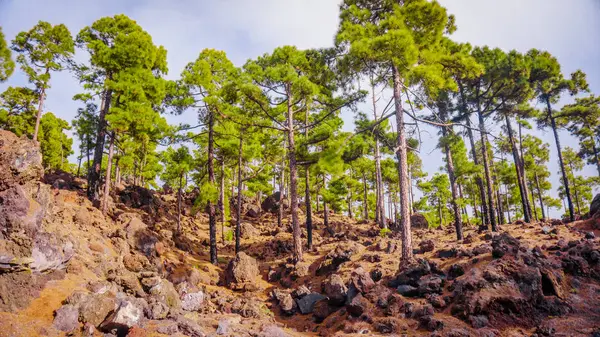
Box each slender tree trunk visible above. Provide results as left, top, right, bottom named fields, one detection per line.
left=323, top=175, right=329, bottom=229
left=547, top=98, right=574, bottom=221
left=362, top=173, right=368, bottom=220
left=518, top=122, right=534, bottom=220
left=304, top=110, right=313, bottom=249
left=115, top=156, right=121, bottom=187
left=177, top=173, right=183, bottom=234
left=278, top=158, right=284, bottom=228
left=286, top=88, right=302, bottom=263
left=101, top=132, right=115, bottom=215
left=529, top=183, right=538, bottom=221
left=442, top=126, right=463, bottom=240
left=408, top=171, right=414, bottom=215
left=89, top=88, right=112, bottom=202
left=569, top=162, right=582, bottom=214
left=207, top=113, right=217, bottom=265
left=477, top=107, right=498, bottom=231
left=220, top=159, right=226, bottom=244
left=77, top=155, right=82, bottom=177
left=504, top=184, right=512, bottom=223
left=32, top=82, right=47, bottom=142
left=235, top=136, right=243, bottom=254
left=496, top=188, right=505, bottom=225
left=392, top=65, right=413, bottom=266
left=86, top=136, right=91, bottom=180
left=347, top=192, right=353, bottom=219
left=505, top=116, right=532, bottom=222
left=534, top=171, right=546, bottom=219
left=460, top=85, right=490, bottom=225
left=372, top=84, right=385, bottom=228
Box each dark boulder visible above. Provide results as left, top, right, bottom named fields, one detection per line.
left=261, top=191, right=283, bottom=213
left=296, top=293, right=326, bottom=314
left=411, top=213, right=429, bottom=229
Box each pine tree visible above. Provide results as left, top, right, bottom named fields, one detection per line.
left=176, top=49, right=237, bottom=265
left=0, top=86, right=38, bottom=136
left=11, top=21, right=74, bottom=141
left=560, top=147, right=598, bottom=215
left=72, top=101, right=98, bottom=177
left=38, top=112, right=73, bottom=171
left=337, top=0, right=457, bottom=266
left=242, top=46, right=350, bottom=263
left=0, top=27, right=15, bottom=82
left=527, top=49, right=588, bottom=221
left=161, top=146, right=194, bottom=233
left=76, top=14, right=167, bottom=204
left=561, top=96, right=600, bottom=177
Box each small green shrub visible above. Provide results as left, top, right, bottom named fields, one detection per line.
left=379, top=227, right=392, bottom=238
left=224, top=228, right=234, bottom=242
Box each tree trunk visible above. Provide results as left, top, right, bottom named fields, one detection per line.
left=304, top=110, right=313, bottom=249
left=323, top=175, right=329, bottom=229
left=518, top=122, right=534, bottom=220
left=32, top=85, right=46, bottom=142
left=220, top=159, right=226, bottom=244
left=568, top=162, right=582, bottom=214
left=207, top=112, right=217, bottom=265
left=372, top=85, right=385, bottom=228
left=177, top=173, right=183, bottom=234
left=505, top=116, right=532, bottom=222
left=86, top=135, right=91, bottom=180
left=77, top=155, right=82, bottom=177
left=534, top=171, right=546, bottom=219
left=460, top=85, right=490, bottom=225
left=362, top=172, right=368, bottom=220
left=504, top=184, right=512, bottom=223
left=477, top=107, right=498, bottom=231
left=101, top=132, right=115, bottom=215
left=278, top=161, right=284, bottom=228
left=443, top=128, right=463, bottom=240
left=286, top=88, right=303, bottom=263
left=235, top=136, right=243, bottom=254
left=392, top=64, right=413, bottom=267
left=89, top=89, right=112, bottom=203
left=547, top=98, right=574, bottom=221
left=408, top=171, right=414, bottom=215
left=529, top=183, right=538, bottom=221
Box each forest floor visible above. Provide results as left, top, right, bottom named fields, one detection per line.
left=1, top=131, right=600, bottom=337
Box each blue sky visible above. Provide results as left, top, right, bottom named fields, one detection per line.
left=1, top=0, right=599, bottom=217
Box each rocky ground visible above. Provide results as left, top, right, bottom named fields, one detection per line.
left=1, top=129, right=600, bottom=337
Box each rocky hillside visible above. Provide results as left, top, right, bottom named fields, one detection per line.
left=1, top=130, right=600, bottom=337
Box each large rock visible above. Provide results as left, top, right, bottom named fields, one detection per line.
left=181, top=292, right=205, bottom=311
left=296, top=292, right=326, bottom=314
left=99, top=299, right=144, bottom=335
left=411, top=213, right=429, bottom=229
left=272, top=288, right=296, bottom=314
left=149, top=279, right=181, bottom=308
left=322, top=274, right=348, bottom=306
left=590, top=194, right=600, bottom=218
left=241, top=222, right=260, bottom=239
left=53, top=304, right=79, bottom=332
left=119, top=185, right=162, bottom=213
left=261, top=191, right=283, bottom=213
left=0, top=131, right=73, bottom=276
left=316, top=242, right=363, bottom=275
left=225, top=252, right=260, bottom=291
left=79, top=293, right=116, bottom=327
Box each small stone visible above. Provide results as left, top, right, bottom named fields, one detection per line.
left=181, top=292, right=205, bottom=311
left=157, top=322, right=179, bottom=335
left=322, top=274, right=348, bottom=306
left=53, top=304, right=79, bottom=332
left=79, top=294, right=116, bottom=327
left=397, top=285, right=419, bottom=297
left=585, top=232, right=595, bottom=239
left=100, top=300, right=143, bottom=335
left=347, top=293, right=368, bottom=317
left=216, top=319, right=231, bottom=335
left=296, top=293, right=326, bottom=314
left=469, top=315, right=489, bottom=328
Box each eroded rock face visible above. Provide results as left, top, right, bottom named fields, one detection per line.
left=0, top=131, right=74, bottom=311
